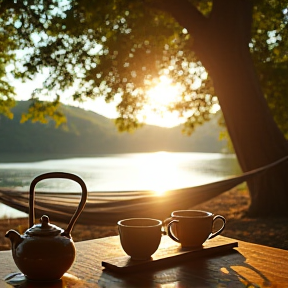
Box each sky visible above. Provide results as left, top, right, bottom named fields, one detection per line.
left=10, top=69, right=220, bottom=128
left=11, top=73, right=191, bottom=128
left=7, top=33, right=221, bottom=128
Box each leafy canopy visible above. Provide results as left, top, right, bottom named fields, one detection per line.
left=0, top=0, right=287, bottom=136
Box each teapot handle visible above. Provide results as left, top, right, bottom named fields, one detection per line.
left=29, top=172, right=87, bottom=237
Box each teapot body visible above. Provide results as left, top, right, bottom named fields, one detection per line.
left=13, top=233, right=76, bottom=281
left=5, top=172, right=88, bottom=282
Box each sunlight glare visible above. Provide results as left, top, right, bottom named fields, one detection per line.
left=146, top=75, right=180, bottom=107
left=138, top=152, right=182, bottom=196
left=139, top=76, right=185, bottom=127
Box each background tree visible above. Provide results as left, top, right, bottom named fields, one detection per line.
left=0, top=5, right=16, bottom=118
left=0, top=0, right=288, bottom=216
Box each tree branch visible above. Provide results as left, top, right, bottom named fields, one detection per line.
left=149, top=0, right=207, bottom=36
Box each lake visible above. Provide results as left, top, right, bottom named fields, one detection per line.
left=0, top=152, right=241, bottom=218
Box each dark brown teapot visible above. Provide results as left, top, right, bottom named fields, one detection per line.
left=5, top=172, right=87, bottom=282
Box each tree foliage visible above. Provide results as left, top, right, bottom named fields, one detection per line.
left=0, top=0, right=287, bottom=136
left=250, top=1, right=288, bottom=138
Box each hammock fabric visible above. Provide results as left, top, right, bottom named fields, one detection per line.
left=0, top=155, right=287, bottom=226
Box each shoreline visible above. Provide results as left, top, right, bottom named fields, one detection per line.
left=1, top=188, right=288, bottom=251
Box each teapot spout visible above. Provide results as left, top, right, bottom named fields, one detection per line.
left=5, top=230, right=23, bottom=248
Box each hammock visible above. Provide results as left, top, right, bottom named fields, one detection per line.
left=0, top=155, right=287, bottom=226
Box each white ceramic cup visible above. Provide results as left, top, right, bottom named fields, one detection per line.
left=166, top=210, right=226, bottom=248
left=117, top=218, right=163, bottom=260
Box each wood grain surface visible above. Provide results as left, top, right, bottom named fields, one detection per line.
left=1, top=235, right=288, bottom=287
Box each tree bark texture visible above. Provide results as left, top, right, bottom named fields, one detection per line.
left=160, top=0, right=288, bottom=216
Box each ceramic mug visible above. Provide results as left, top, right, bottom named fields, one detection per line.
left=117, top=218, right=163, bottom=260
left=166, top=210, right=226, bottom=248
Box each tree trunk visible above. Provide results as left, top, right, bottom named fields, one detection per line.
left=160, top=0, right=288, bottom=216
left=210, top=43, right=288, bottom=217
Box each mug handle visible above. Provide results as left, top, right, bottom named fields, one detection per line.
left=167, top=219, right=180, bottom=243
left=208, top=215, right=226, bottom=240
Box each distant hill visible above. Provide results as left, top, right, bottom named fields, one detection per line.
left=0, top=101, right=227, bottom=159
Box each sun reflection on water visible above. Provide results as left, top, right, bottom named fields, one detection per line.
left=0, top=151, right=240, bottom=218
left=138, top=151, right=183, bottom=196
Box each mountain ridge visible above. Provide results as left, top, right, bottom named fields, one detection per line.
left=0, top=101, right=227, bottom=159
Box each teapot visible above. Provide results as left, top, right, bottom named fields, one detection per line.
left=5, top=172, right=87, bottom=282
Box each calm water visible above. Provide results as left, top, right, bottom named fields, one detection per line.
left=0, top=152, right=240, bottom=218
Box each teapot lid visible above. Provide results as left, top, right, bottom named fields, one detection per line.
left=25, top=215, right=63, bottom=236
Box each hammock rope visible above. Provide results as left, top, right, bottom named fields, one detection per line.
left=0, top=155, right=287, bottom=226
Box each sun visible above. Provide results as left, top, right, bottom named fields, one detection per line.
left=61, top=74, right=219, bottom=129
left=138, top=76, right=185, bottom=128
left=67, top=75, right=185, bottom=128
left=146, top=75, right=180, bottom=107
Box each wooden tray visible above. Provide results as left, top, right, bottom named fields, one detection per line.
left=102, top=236, right=238, bottom=273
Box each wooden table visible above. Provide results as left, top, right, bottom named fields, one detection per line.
left=1, top=235, right=288, bottom=287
